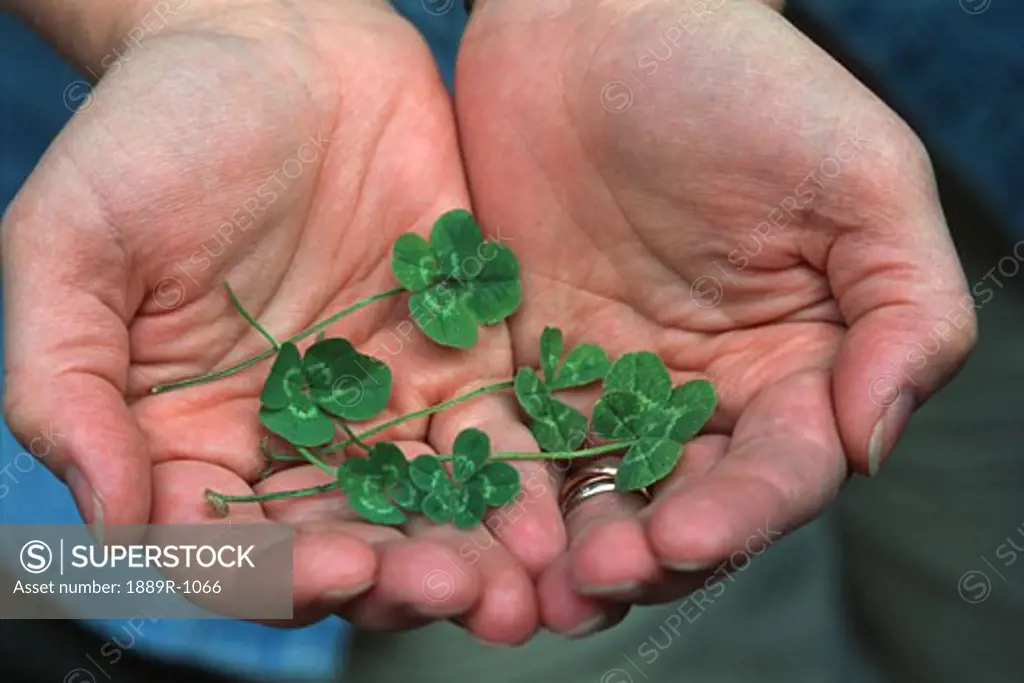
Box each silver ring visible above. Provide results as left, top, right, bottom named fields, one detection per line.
left=559, top=463, right=651, bottom=516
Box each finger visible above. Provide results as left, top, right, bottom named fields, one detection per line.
left=554, top=436, right=727, bottom=616
left=538, top=457, right=651, bottom=636
left=341, top=532, right=484, bottom=630
left=537, top=554, right=630, bottom=638
left=561, top=456, right=658, bottom=598
left=346, top=441, right=488, bottom=628
left=428, top=378, right=568, bottom=577
left=640, top=433, right=730, bottom=501
left=402, top=515, right=537, bottom=644
left=255, top=459, right=484, bottom=630
left=149, top=460, right=378, bottom=626
left=828, top=143, right=975, bottom=475
left=3, top=186, right=150, bottom=533
left=424, top=397, right=546, bottom=644
left=646, top=371, right=846, bottom=571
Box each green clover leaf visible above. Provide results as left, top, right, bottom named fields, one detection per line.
left=259, top=339, right=392, bottom=447
left=589, top=390, right=645, bottom=441
left=337, top=442, right=421, bottom=525
left=642, top=381, right=719, bottom=444
left=602, top=350, right=672, bottom=408
left=452, top=487, right=487, bottom=530
left=304, top=338, right=392, bottom=421
left=514, top=367, right=587, bottom=452
left=538, top=327, right=611, bottom=390
left=391, top=209, right=522, bottom=349
left=409, top=429, right=521, bottom=529
left=409, top=452, right=450, bottom=495
left=391, top=233, right=440, bottom=293
left=259, top=343, right=335, bottom=447
left=259, top=342, right=305, bottom=410
left=539, top=326, right=563, bottom=384
left=452, top=428, right=489, bottom=483
left=469, top=461, right=520, bottom=507
left=591, top=352, right=717, bottom=491
left=514, top=329, right=608, bottom=452
left=615, top=437, right=684, bottom=492
left=410, top=456, right=460, bottom=525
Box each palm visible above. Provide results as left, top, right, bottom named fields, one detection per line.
left=457, top=0, right=969, bottom=629
left=5, top=1, right=547, bottom=639
left=458, top=0, right=871, bottom=451
left=123, top=5, right=482, bottom=500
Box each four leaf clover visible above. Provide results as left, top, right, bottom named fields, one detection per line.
left=591, top=352, right=717, bottom=491
left=515, top=327, right=610, bottom=452
left=259, top=339, right=391, bottom=447
left=243, top=212, right=716, bottom=529
left=391, top=209, right=522, bottom=349
left=409, top=429, right=520, bottom=529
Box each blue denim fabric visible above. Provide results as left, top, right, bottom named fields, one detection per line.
left=794, top=0, right=1024, bottom=239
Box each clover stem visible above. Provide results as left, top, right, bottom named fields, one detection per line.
left=262, top=453, right=306, bottom=462
left=260, top=436, right=290, bottom=462
left=206, top=482, right=342, bottom=509
left=149, top=286, right=406, bottom=394
left=225, top=281, right=280, bottom=350
left=437, top=441, right=635, bottom=462
left=320, top=380, right=515, bottom=454
left=338, top=420, right=370, bottom=451
left=212, top=441, right=634, bottom=512
left=259, top=438, right=307, bottom=463
left=256, top=462, right=275, bottom=481
left=297, top=446, right=338, bottom=477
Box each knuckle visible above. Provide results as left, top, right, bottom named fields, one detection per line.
left=885, top=122, right=936, bottom=191
left=837, top=108, right=932, bottom=203
left=899, top=131, right=938, bottom=195
left=951, top=307, right=979, bottom=359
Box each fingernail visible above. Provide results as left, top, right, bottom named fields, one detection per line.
left=475, top=638, right=515, bottom=648
left=664, top=559, right=715, bottom=572
left=578, top=581, right=640, bottom=596
left=67, top=467, right=104, bottom=544
left=565, top=613, right=607, bottom=639
left=323, top=579, right=374, bottom=602
left=868, top=391, right=916, bottom=476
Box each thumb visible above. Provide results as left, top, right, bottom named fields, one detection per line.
left=830, top=147, right=976, bottom=477
left=3, top=166, right=152, bottom=532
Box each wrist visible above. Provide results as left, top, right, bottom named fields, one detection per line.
left=465, top=0, right=783, bottom=13
left=7, top=0, right=301, bottom=78
left=7, top=0, right=161, bottom=74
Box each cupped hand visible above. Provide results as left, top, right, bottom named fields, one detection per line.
left=2, top=0, right=560, bottom=641
left=455, top=0, right=975, bottom=634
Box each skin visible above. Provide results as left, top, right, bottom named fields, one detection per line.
left=2, top=0, right=561, bottom=643
left=3, top=0, right=976, bottom=648
left=456, top=0, right=976, bottom=634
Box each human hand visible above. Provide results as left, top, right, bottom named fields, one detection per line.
left=2, top=0, right=558, bottom=641
left=455, top=0, right=975, bottom=634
